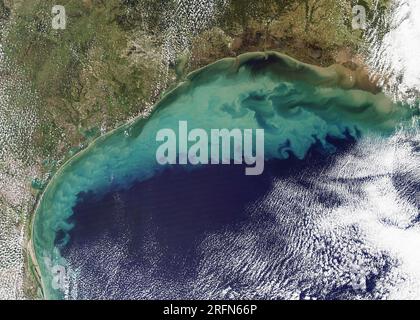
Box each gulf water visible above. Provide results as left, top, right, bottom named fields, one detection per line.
left=32, top=52, right=415, bottom=299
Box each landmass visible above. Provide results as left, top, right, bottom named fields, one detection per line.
left=0, top=0, right=390, bottom=299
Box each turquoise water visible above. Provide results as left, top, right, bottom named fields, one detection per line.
left=32, top=52, right=413, bottom=299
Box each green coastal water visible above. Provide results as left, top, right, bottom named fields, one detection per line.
left=32, top=52, right=413, bottom=299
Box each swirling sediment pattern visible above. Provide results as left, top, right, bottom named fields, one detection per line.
left=32, top=52, right=412, bottom=299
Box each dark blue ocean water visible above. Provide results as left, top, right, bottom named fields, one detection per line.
left=34, top=52, right=414, bottom=299
left=56, top=136, right=392, bottom=299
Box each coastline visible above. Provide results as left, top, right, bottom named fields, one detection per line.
left=28, top=51, right=386, bottom=299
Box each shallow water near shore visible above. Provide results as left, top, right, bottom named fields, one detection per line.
left=32, top=52, right=415, bottom=299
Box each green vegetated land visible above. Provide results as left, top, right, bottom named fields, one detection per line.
left=4, top=0, right=390, bottom=163
left=5, top=0, right=165, bottom=160
left=0, top=0, right=389, bottom=298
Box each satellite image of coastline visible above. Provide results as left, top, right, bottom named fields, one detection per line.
left=0, top=0, right=419, bottom=304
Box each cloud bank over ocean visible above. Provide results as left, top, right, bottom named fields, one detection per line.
left=366, top=0, right=420, bottom=104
